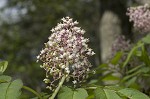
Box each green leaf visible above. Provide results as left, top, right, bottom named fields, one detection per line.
left=118, top=88, right=150, bottom=99
left=0, top=75, right=12, bottom=83
left=104, top=89, right=122, bottom=99
left=94, top=87, right=122, bottom=99
left=31, top=97, right=38, bottom=99
left=110, top=52, right=123, bottom=65
left=104, top=86, right=123, bottom=91
left=126, top=65, right=142, bottom=74
left=122, top=43, right=144, bottom=68
left=94, top=87, right=107, bottom=99
left=0, top=61, right=8, bottom=74
left=102, top=75, right=120, bottom=81
left=141, top=46, right=150, bottom=66
left=125, top=77, right=137, bottom=87
left=0, top=79, right=23, bottom=99
left=122, top=67, right=150, bottom=82
left=142, top=34, right=150, bottom=44
left=58, top=86, right=88, bottom=99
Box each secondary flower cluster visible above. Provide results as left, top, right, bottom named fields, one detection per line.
left=111, top=35, right=131, bottom=57
left=107, top=35, right=131, bottom=79
left=108, top=35, right=131, bottom=70
left=127, top=4, right=150, bottom=33
left=37, top=17, right=95, bottom=90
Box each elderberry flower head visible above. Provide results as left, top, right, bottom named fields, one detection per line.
left=37, top=16, right=95, bottom=90
left=107, top=35, right=131, bottom=76
left=127, top=4, right=150, bottom=33
left=110, top=35, right=131, bottom=64
left=111, top=35, right=131, bottom=57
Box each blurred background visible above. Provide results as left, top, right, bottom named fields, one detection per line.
left=0, top=0, right=150, bottom=96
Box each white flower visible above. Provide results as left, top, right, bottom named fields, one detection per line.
left=48, top=41, right=53, bottom=46
left=74, top=21, right=79, bottom=25
left=61, top=65, right=65, bottom=69
left=69, top=55, right=73, bottom=59
left=53, top=52, right=56, bottom=56
left=65, top=67, right=70, bottom=74
left=40, top=50, right=45, bottom=54
left=59, top=47, right=64, bottom=51
left=37, top=55, right=40, bottom=59
left=80, top=30, right=85, bottom=34
left=72, top=80, right=77, bottom=84
left=51, top=28, right=55, bottom=32
left=55, top=57, right=59, bottom=61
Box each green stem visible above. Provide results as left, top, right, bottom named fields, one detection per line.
left=122, top=42, right=144, bottom=68
left=84, top=87, right=97, bottom=90
left=22, top=86, right=42, bottom=99
left=49, top=75, right=67, bottom=99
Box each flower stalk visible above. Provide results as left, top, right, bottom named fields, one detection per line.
left=49, top=75, right=67, bottom=99
left=22, top=86, right=42, bottom=99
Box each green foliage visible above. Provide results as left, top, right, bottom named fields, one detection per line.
left=142, top=34, right=150, bottom=44
left=0, top=79, right=23, bottom=99
left=58, top=86, right=88, bottom=99
left=0, top=75, right=11, bottom=83
left=89, top=34, right=150, bottom=98
left=0, top=75, right=23, bottom=99
left=93, top=86, right=150, bottom=99
left=118, top=88, right=150, bottom=99
left=0, top=61, right=8, bottom=75
left=110, top=51, right=123, bottom=65
left=94, top=87, right=106, bottom=99
left=0, top=63, right=23, bottom=99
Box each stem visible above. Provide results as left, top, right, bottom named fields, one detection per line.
left=22, top=86, right=42, bottom=99
left=84, top=87, right=97, bottom=90
left=49, top=75, right=67, bottom=99
left=122, top=42, right=144, bottom=68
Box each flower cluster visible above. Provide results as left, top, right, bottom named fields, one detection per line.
left=37, top=17, right=95, bottom=90
left=127, top=4, right=150, bottom=33
left=111, top=35, right=131, bottom=57
left=107, top=35, right=131, bottom=79
left=108, top=35, right=131, bottom=70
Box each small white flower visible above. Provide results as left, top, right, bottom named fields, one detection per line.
left=60, top=29, right=65, bottom=34
left=80, top=30, right=85, bottom=34
left=63, top=53, right=67, bottom=56
left=82, top=39, right=87, bottom=43
left=55, top=57, right=59, bottom=60
left=60, top=54, right=64, bottom=58
left=69, top=55, right=73, bottom=59
left=43, top=78, right=50, bottom=83
left=53, top=52, right=56, bottom=56
left=86, top=51, right=91, bottom=55
left=46, top=86, right=52, bottom=90
left=48, top=41, right=53, bottom=46
left=65, top=67, right=70, bottom=74
left=66, top=30, right=69, bottom=33
left=91, top=51, right=95, bottom=55
left=40, top=50, right=45, bottom=54
left=61, top=17, right=65, bottom=21
left=72, top=80, right=77, bottom=84
left=37, top=55, right=40, bottom=59
left=51, top=28, right=55, bottom=32
left=68, top=43, right=72, bottom=47
left=74, top=21, right=79, bottom=25
left=61, top=65, right=65, bottom=69
left=59, top=47, right=64, bottom=51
